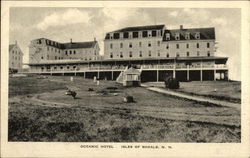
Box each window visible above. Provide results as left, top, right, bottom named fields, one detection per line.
left=176, top=44, right=179, bottom=49
left=152, top=30, right=157, bottom=37
left=207, top=43, right=210, bottom=48
left=197, top=43, right=199, bottom=48
left=47, top=55, right=49, bottom=59
left=157, top=41, right=161, bottom=46
left=51, top=48, right=53, bottom=51
left=166, top=53, right=169, bottom=58
left=157, top=50, right=160, bottom=57
left=120, top=43, right=123, bottom=48
left=60, top=66, right=63, bottom=69
left=70, top=51, right=72, bottom=55
left=139, top=51, right=142, bottom=57
left=133, top=32, right=138, bottom=38
left=120, top=52, right=123, bottom=58
left=129, top=42, right=132, bottom=48
left=55, top=56, right=57, bottom=60
left=197, top=51, right=200, bottom=56
left=166, top=33, right=170, bottom=40
left=139, top=42, right=142, bottom=47
left=186, top=43, right=189, bottom=48
left=148, top=41, right=151, bottom=47
left=187, top=52, right=189, bottom=57
left=67, top=66, right=70, bottom=69
left=12, top=50, right=14, bottom=54
left=54, top=67, right=57, bottom=70
left=176, top=52, right=180, bottom=57
left=129, top=51, right=133, bottom=57
left=195, top=32, right=200, bottom=39
left=41, top=56, right=44, bottom=59
left=74, top=50, right=76, bottom=54
left=65, top=51, right=68, bottom=55
left=110, top=43, right=113, bottom=49
left=207, top=51, right=210, bottom=57
left=142, top=31, right=148, bottom=37
left=148, top=51, right=151, bottom=57
left=114, top=33, right=120, bottom=39
left=124, top=32, right=129, bottom=38
left=110, top=52, right=113, bottom=58
left=166, top=44, right=169, bottom=49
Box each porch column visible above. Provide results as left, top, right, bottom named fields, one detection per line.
left=84, top=71, right=86, bottom=79
left=173, top=59, right=176, bottom=78
left=111, top=71, right=114, bottom=80
left=157, top=60, right=159, bottom=82
left=50, top=66, right=52, bottom=76
left=187, top=65, right=189, bottom=81
left=97, top=66, right=100, bottom=79
left=200, top=60, right=203, bottom=82
left=63, top=66, right=65, bottom=76
left=214, top=69, right=216, bottom=81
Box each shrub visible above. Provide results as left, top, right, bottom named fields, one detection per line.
left=164, top=75, right=180, bottom=89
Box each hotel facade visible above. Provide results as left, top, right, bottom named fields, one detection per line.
left=27, top=24, right=228, bottom=82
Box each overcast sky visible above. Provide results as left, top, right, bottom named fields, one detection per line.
left=9, top=7, right=241, bottom=80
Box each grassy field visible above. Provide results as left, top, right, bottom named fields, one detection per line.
left=144, top=81, right=241, bottom=103
left=8, top=76, right=241, bottom=142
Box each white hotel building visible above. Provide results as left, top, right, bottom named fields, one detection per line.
left=27, top=24, right=228, bottom=82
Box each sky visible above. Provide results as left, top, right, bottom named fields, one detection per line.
left=9, top=7, right=241, bottom=80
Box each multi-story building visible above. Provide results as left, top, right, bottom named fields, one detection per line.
left=26, top=24, right=229, bottom=82
left=29, top=38, right=100, bottom=63
left=104, top=25, right=166, bottom=59
left=9, top=41, right=23, bottom=72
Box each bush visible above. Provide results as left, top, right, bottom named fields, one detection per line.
left=164, top=76, right=180, bottom=89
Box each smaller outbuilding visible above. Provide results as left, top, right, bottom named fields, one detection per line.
left=122, top=67, right=141, bottom=87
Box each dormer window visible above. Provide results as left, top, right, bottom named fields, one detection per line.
left=185, top=33, right=190, bottom=40
left=166, top=33, right=170, bottom=40
left=195, top=32, right=200, bottom=39
left=175, top=33, right=180, bottom=40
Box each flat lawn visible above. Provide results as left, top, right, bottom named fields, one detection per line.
left=8, top=76, right=241, bottom=142
left=144, top=81, right=241, bottom=103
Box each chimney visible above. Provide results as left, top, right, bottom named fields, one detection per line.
left=180, top=25, right=183, bottom=30
left=70, top=38, right=72, bottom=43
left=94, top=37, right=96, bottom=42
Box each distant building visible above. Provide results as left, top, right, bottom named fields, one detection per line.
left=26, top=24, right=229, bottom=82
left=9, top=41, right=23, bottom=72
left=29, top=38, right=100, bottom=63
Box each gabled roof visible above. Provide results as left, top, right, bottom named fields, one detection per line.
left=163, top=27, right=215, bottom=41
left=9, top=44, right=15, bottom=51
left=110, top=24, right=165, bottom=33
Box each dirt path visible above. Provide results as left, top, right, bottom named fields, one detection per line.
left=141, top=84, right=241, bottom=110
